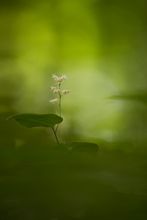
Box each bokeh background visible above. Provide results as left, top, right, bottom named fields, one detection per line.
left=0, top=0, right=147, bottom=219
left=1, top=0, right=147, bottom=148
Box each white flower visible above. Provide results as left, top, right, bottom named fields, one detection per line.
left=60, top=75, right=67, bottom=81
left=50, top=86, right=57, bottom=91
left=52, top=74, right=59, bottom=81
left=52, top=74, right=67, bottom=83
left=61, top=89, right=70, bottom=95
left=49, top=98, right=58, bottom=103
left=54, top=88, right=61, bottom=94
left=50, top=86, right=60, bottom=94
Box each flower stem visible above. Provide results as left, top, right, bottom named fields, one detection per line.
left=59, top=94, right=61, bottom=117
left=55, top=83, right=62, bottom=133
left=58, top=83, right=62, bottom=117
left=52, top=127, right=60, bottom=144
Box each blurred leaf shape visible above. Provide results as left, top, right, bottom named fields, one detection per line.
left=8, top=113, right=63, bottom=128
left=110, top=92, right=147, bottom=103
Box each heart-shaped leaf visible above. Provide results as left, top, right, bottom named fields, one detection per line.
left=8, top=113, right=63, bottom=128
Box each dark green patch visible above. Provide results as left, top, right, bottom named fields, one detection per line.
left=66, top=142, right=99, bottom=152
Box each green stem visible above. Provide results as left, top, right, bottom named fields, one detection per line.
left=52, top=127, right=60, bottom=144
left=58, top=83, right=62, bottom=117
left=55, top=83, right=62, bottom=133
left=59, top=94, right=61, bottom=117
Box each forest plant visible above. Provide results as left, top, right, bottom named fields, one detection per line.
left=8, top=74, right=98, bottom=151
left=8, top=74, right=69, bottom=145
left=50, top=74, right=69, bottom=117
left=49, top=74, right=70, bottom=143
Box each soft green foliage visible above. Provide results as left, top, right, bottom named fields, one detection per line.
left=67, top=142, right=98, bottom=152
left=0, top=145, right=147, bottom=220
left=8, top=113, right=63, bottom=128
left=110, top=92, right=147, bottom=103
left=7, top=113, right=99, bottom=149
left=56, top=142, right=98, bottom=152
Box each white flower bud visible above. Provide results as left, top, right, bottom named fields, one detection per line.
left=50, top=86, right=57, bottom=91
left=49, top=98, right=58, bottom=103
left=52, top=74, right=67, bottom=83
left=61, top=89, right=70, bottom=95
left=50, top=86, right=61, bottom=94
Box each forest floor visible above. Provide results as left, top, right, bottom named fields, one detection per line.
left=0, top=144, right=147, bottom=220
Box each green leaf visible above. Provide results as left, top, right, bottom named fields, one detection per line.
left=8, top=113, right=63, bottom=128
left=67, top=142, right=99, bottom=152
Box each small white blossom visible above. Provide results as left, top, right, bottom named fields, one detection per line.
left=54, top=88, right=61, bottom=94
left=52, top=74, right=59, bottom=81
left=52, top=74, right=67, bottom=83
left=50, top=86, right=61, bottom=94
left=50, top=86, right=57, bottom=91
left=61, top=89, right=70, bottom=95
left=49, top=98, right=58, bottom=103
left=60, top=75, right=67, bottom=81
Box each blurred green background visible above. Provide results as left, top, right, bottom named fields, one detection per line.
left=0, top=0, right=147, bottom=219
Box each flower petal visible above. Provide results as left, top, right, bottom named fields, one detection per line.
left=49, top=98, right=58, bottom=103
